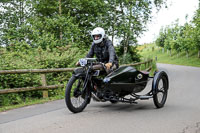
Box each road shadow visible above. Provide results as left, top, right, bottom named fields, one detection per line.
left=89, top=101, right=156, bottom=113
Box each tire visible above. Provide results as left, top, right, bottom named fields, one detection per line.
left=110, top=100, right=118, bottom=104
left=65, top=76, right=90, bottom=113
left=153, top=72, right=168, bottom=108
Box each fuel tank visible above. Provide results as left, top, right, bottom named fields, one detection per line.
left=103, top=66, right=149, bottom=94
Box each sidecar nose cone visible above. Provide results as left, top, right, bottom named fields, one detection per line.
left=103, top=78, right=110, bottom=83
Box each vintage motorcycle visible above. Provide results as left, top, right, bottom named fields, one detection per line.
left=65, top=58, right=169, bottom=113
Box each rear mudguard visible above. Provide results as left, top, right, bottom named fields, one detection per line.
left=152, top=71, right=169, bottom=95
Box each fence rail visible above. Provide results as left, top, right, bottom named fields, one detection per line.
left=0, top=59, right=153, bottom=96
left=0, top=68, right=75, bottom=74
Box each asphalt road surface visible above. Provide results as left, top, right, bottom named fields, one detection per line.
left=1, top=63, right=200, bottom=133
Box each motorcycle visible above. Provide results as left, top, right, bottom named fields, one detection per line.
left=65, top=58, right=169, bottom=113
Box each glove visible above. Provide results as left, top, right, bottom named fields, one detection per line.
left=76, top=61, right=80, bottom=66
left=105, top=63, right=112, bottom=70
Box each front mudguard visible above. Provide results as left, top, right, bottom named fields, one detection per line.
left=152, top=71, right=169, bottom=95
left=73, top=67, right=86, bottom=78
left=72, top=68, right=92, bottom=104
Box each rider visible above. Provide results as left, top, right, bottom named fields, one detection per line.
left=77, top=27, right=118, bottom=71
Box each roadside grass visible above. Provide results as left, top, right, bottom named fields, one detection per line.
left=0, top=81, right=68, bottom=112
left=139, top=44, right=200, bottom=67
left=0, top=94, right=65, bottom=112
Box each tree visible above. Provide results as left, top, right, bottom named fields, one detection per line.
left=181, top=23, right=194, bottom=58
left=0, top=0, right=82, bottom=50
left=0, top=0, right=32, bottom=48
left=155, top=20, right=193, bottom=57
left=60, top=0, right=109, bottom=47
left=193, top=8, right=200, bottom=58
left=163, top=26, right=174, bottom=56
left=156, top=27, right=167, bottom=53
left=1, top=0, right=166, bottom=53
left=171, top=22, right=183, bottom=57
left=115, top=0, right=166, bottom=58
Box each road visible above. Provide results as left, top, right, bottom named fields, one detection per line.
left=0, top=63, right=200, bottom=133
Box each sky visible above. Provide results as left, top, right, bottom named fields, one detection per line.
left=137, top=0, right=199, bottom=44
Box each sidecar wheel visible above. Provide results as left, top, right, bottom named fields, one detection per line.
left=153, top=72, right=168, bottom=108
left=65, top=76, right=90, bottom=113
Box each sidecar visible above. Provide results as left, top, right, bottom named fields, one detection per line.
left=98, top=65, right=169, bottom=108
left=103, top=66, right=149, bottom=94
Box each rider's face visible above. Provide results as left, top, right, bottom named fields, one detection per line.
left=94, top=35, right=100, bottom=40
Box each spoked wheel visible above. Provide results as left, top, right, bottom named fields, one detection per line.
left=153, top=72, right=169, bottom=108
left=65, top=76, right=90, bottom=113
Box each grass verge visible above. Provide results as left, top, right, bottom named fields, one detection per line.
left=0, top=94, right=64, bottom=112
left=139, top=44, right=200, bottom=67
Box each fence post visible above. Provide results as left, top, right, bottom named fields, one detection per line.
left=41, top=74, right=48, bottom=98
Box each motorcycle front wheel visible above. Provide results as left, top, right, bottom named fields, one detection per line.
left=65, top=76, right=90, bottom=113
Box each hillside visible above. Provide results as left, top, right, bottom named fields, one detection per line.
left=138, top=44, right=200, bottom=67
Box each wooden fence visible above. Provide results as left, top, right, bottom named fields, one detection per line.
left=0, top=59, right=153, bottom=97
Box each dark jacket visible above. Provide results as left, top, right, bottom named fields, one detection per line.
left=86, top=38, right=118, bottom=66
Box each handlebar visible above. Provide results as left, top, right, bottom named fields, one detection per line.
left=92, top=63, right=106, bottom=71
left=78, top=58, right=111, bottom=73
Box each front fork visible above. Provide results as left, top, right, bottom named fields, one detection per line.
left=74, top=66, right=97, bottom=104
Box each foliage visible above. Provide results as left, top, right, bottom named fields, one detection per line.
left=115, top=44, right=141, bottom=64
left=0, top=0, right=32, bottom=47
left=0, top=0, right=81, bottom=50
left=155, top=19, right=200, bottom=58
left=155, top=1, right=200, bottom=58
left=192, top=8, right=200, bottom=57
left=0, top=0, right=166, bottom=49
left=104, top=0, right=166, bottom=57
left=155, top=27, right=166, bottom=48
left=0, top=47, right=87, bottom=106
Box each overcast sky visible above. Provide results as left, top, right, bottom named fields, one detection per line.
left=137, top=0, right=199, bottom=44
